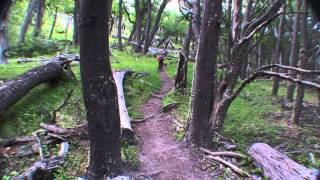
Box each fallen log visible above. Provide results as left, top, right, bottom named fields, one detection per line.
left=0, top=56, right=74, bottom=115
left=113, top=70, right=135, bottom=142
left=248, top=143, right=319, bottom=180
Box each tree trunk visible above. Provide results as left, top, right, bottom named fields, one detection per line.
left=290, top=0, right=309, bottom=125
left=142, top=0, right=152, bottom=54
left=174, top=52, right=188, bottom=93
left=0, top=61, right=68, bottom=114
left=185, top=0, right=222, bottom=147
left=248, top=143, right=318, bottom=180
left=143, top=0, right=168, bottom=54
left=79, top=0, right=121, bottom=178
left=286, top=0, right=301, bottom=101
left=48, top=7, right=58, bottom=40
left=134, top=0, right=142, bottom=47
left=73, top=0, right=79, bottom=45
left=240, top=0, right=253, bottom=80
left=191, top=0, right=200, bottom=39
left=0, top=0, right=11, bottom=64
left=18, top=0, right=38, bottom=43
left=271, top=4, right=286, bottom=96
left=183, top=19, right=193, bottom=60
left=33, top=0, right=45, bottom=37
left=117, top=0, right=123, bottom=51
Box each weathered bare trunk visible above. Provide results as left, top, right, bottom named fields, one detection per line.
left=113, top=71, right=134, bottom=141
left=48, top=7, right=58, bottom=40
left=286, top=0, right=301, bottom=101
left=18, top=0, right=38, bottom=43
left=0, top=0, right=11, bottom=64
left=33, top=0, right=45, bottom=37
left=291, top=0, right=309, bottom=125
left=73, top=0, right=79, bottom=45
left=185, top=0, right=222, bottom=147
left=249, top=143, right=318, bottom=180
left=117, top=0, right=123, bottom=51
left=0, top=61, right=68, bottom=114
left=174, top=52, right=188, bottom=93
left=79, top=0, right=121, bottom=178
left=271, top=4, right=286, bottom=96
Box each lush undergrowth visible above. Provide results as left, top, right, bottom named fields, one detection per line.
left=0, top=49, right=160, bottom=178
left=164, top=62, right=319, bottom=168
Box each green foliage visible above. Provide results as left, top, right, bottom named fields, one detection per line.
left=160, top=12, right=188, bottom=38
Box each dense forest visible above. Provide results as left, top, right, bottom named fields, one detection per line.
left=0, top=0, right=320, bottom=179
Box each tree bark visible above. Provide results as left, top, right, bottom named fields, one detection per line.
left=79, top=0, right=121, bottom=178
left=134, top=0, right=142, bottom=43
left=290, top=0, right=309, bottom=125
left=0, top=61, right=68, bottom=115
left=271, top=4, right=286, bottom=96
left=117, top=0, right=123, bottom=51
left=18, top=0, right=38, bottom=43
left=48, top=7, right=58, bottom=40
left=249, top=143, right=318, bottom=180
left=73, top=0, right=79, bottom=45
left=286, top=0, right=301, bottom=101
left=33, top=0, right=45, bottom=37
left=185, top=0, right=222, bottom=147
left=0, top=0, right=11, bottom=64
left=191, top=0, right=200, bottom=39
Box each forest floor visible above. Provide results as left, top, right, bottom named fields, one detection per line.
left=132, top=70, right=213, bottom=179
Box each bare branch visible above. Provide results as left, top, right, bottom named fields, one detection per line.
left=230, top=66, right=320, bottom=102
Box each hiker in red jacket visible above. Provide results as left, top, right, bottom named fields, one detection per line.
left=157, top=53, right=165, bottom=72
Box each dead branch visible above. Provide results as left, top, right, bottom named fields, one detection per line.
left=206, top=155, right=250, bottom=177
left=51, top=89, right=74, bottom=123
left=200, top=147, right=247, bottom=159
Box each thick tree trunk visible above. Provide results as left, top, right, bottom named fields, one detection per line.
left=185, top=0, right=222, bottom=147
left=134, top=0, right=142, bottom=46
left=291, top=0, right=309, bottom=125
left=33, top=0, right=45, bottom=37
left=48, top=7, right=58, bottom=40
left=143, top=0, right=168, bottom=54
left=0, top=61, right=67, bottom=114
left=249, top=143, right=318, bottom=180
left=79, top=0, right=121, bottom=178
left=174, top=52, right=187, bottom=93
left=117, top=0, right=123, bottom=51
left=142, top=0, right=152, bottom=54
left=271, top=4, right=286, bottom=96
left=286, top=0, right=301, bottom=101
left=0, top=0, right=11, bottom=64
left=73, top=0, right=79, bottom=45
left=18, top=0, right=38, bottom=43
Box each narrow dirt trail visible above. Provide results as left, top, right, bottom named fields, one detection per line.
left=134, top=70, right=212, bottom=180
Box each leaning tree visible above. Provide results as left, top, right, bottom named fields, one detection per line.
left=79, top=0, right=121, bottom=178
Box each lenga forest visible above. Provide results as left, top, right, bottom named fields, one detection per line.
left=0, top=0, right=320, bottom=179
